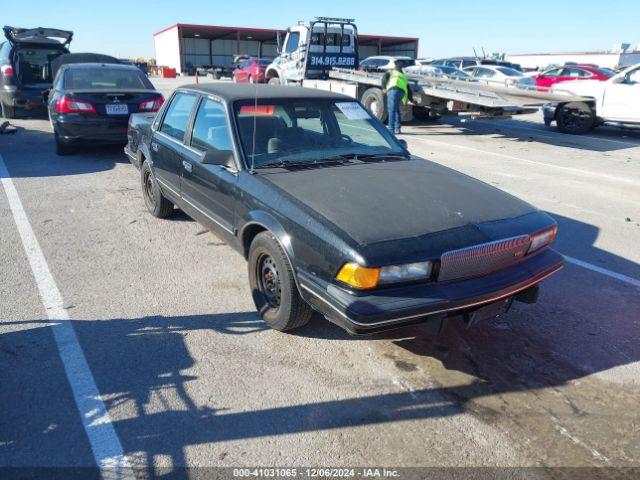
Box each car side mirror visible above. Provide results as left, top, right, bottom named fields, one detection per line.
left=202, top=149, right=236, bottom=169
left=398, top=139, right=408, bottom=150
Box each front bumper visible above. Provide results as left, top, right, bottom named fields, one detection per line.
left=54, top=115, right=129, bottom=144
left=299, top=248, right=564, bottom=335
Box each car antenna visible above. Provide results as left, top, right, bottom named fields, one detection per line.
left=250, top=81, right=258, bottom=173
left=473, top=47, right=478, bottom=59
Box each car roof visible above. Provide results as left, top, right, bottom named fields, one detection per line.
left=61, top=62, right=141, bottom=70
left=177, top=83, right=353, bottom=102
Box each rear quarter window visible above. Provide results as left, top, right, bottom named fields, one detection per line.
left=160, top=93, right=197, bottom=142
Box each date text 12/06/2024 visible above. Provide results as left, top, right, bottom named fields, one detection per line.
left=232, top=468, right=400, bottom=478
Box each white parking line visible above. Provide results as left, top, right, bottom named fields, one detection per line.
left=563, top=255, right=640, bottom=288
left=472, top=120, right=640, bottom=148
left=404, top=135, right=640, bottom=185
left=0, top=155, right=134, bottom=479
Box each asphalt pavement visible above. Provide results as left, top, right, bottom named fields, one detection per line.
left=1, top=77, right=639, bottom=477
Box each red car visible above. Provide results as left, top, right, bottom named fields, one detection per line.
left=535, top=65, right=615, bottom=90
left=232, top=58, right=272, bottom=84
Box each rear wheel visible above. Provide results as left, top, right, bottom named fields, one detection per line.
left=1, top=102, right=15, bottom=119
left=556, top=102, right=595, bottom=134
left=361, top=87, right=387, bottom=122
left=268, top=76, right=280, bottom=85
left=141, top=161, right=174, bottom=218
left=248, top=231, right=313, bottom=332
left=248, top=75, right=255, bottom=84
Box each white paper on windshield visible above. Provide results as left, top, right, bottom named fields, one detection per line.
left=336, top=102, right=371, bottom=120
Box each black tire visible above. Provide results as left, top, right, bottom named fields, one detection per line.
left=412, top=106, right=441, bottom=122
left=54, top=132, right=73, bottom=156
left=1, top=101, right=15, bottom=119
left=248, top=231, right=313, bottom=332
left=268, top=76, right=280, bottom=85
left=360, top=87, right=387, bottom=122
left=141, top=161, right=174, bottom=218
left=556, top=102, right=595, bottom=134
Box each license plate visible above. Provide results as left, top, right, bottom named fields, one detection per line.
left=106, top=103, right=128, bottom=115
left=467, top=297, right=513, bottom=325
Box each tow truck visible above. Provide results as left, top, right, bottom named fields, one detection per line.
left=266, top=17, right=586, bottom=123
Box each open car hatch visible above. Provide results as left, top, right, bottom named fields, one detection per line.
left=3, top=26, right=73, bottom=46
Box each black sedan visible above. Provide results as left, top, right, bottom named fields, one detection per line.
left=126, top=83, right=563, bottom=335
left=47, top=62, right=163, bottom=155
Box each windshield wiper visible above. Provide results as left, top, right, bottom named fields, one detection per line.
left=256, top=157, right=349, bottom=169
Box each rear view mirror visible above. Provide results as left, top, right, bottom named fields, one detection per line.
left=202, top=149, right=235, bottom=169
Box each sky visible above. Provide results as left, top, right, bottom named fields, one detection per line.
left=4, top=0, right=638, bottom=59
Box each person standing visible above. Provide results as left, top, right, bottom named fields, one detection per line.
left=382, top=61, right=410, bottom=134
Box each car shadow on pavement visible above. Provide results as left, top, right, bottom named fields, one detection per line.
left=2, top=212, right=638, bottom=473
left=404, top=117, right=640, bottom=153
left=0, top=124, right=128, bottom=178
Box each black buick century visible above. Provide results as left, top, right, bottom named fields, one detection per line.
left=125, top=83, right=563, bottom=335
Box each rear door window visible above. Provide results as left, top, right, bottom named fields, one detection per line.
left=561, top=68, right=591, bottom=78
left=160, top=92, right=197, bottom=142
left=190, top=98, right=232, bottom=152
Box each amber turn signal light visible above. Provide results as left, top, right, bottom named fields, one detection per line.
left=336, top=262, right=380, bottom=289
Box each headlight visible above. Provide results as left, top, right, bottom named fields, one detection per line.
left=379, top=261, right=432, bottom=285
left=528, top=225, right=557, bottom=253
left=336, top=261, right=432, bottom=289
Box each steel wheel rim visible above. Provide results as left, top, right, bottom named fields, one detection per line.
left=258, top=254, right=281, bottom=308
left=144, top=171, right=156, bottom=209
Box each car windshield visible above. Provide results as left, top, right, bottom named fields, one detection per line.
left=234, top=99, right=406, bottom=169
left=495, top=66, right=523, bottom=77
left=64, top=67, right=152, bottom=89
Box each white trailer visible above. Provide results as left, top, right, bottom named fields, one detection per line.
left=267, top=17, right=585, bottom=123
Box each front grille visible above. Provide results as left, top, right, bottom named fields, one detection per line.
left=438, top=235, right=531, bottom=282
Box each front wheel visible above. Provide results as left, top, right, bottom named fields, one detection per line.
left=141, top=161, right=174, bottom=218
left=556, top=102, right=595, bottom=134
left=248, top=231, right=313, bottom=332
left=268, top=76, right=280, bottom=85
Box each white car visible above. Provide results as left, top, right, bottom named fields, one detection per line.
left=359, top=56, right=415, bottom=72
left=544, top=63, right=640, bottom=134
left=463, top=65, right=535, bottom=88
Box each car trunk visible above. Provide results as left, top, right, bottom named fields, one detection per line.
left=5, top=26, right=72, bottom=89
left=65, top=90, right=161, bottom=117
left=13, top=45, right=67, bottom=88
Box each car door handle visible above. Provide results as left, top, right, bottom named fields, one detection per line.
left=151, top=142, right=158, bottom=152
left=182, top=160, right=193, bottom=173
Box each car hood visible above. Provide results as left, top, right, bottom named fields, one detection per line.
left=262, top=158, right=535, bottom=246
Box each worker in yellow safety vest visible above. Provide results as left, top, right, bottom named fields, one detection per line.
left=382, top=60, right=410, bottom=134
